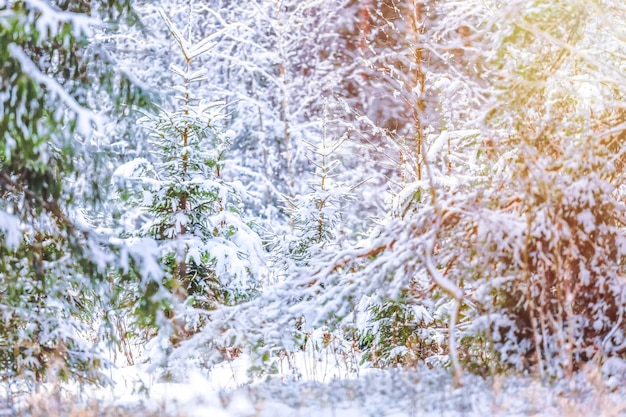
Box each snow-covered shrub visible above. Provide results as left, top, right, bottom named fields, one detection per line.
left=463, top=0, right=626, bottom=378
left=357, top=297, right=448, bottom=368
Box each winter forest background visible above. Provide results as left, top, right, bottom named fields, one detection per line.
left=3, top=0, right=626, bottom=416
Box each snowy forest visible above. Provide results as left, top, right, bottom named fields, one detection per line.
left=2, top=0, right=626, bottom=415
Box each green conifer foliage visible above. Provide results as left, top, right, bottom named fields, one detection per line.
left=0, top=0, right=153, bottom=385
left=113, top=9, right=265, bottom=359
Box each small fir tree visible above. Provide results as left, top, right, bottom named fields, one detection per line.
left=113, top=8, right=265, bottom=363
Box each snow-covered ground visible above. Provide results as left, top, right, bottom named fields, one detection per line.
left=4, top=356, right=624, bottom=417
left=3, top=349, right=626, bottom=416
left=116, top=367, right=625, bottom=417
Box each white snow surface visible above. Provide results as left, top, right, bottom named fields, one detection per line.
left=40, top=354, right=623, bottom=417
left=0, top=211, right=21, bottom=249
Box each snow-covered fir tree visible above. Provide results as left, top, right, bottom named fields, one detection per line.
left=113, top=8, right=265, bottom=372
left=0, top=0, right=158, bottom=386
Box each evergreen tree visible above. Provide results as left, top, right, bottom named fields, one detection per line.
left=0, top=0, right=156, bottom=385
left=113, top=8, right=265, bottom=373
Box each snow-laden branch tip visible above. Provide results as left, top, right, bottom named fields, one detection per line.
left=158, top=7, right=244, bottom=62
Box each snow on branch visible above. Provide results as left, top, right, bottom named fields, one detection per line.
left=158, top=7, right=243, bottom=62
left=23, top=0, right=96, bottom=38
left=0, top=211, right=22, bottom=250
left=8, top=43, right=101, bottom=136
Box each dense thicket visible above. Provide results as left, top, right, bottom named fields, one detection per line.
left=2, top=0, right=626, bottom=389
